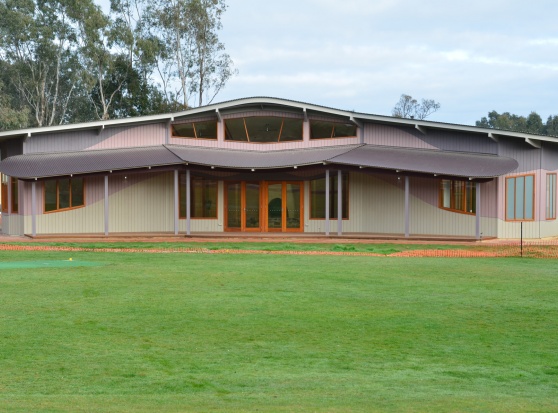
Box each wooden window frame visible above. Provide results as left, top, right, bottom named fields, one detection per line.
left=438, top=179, right=476, bottom=215
left=179, top=175, right=218, bottom=220
left=505, top=174, right=536, bottom=222
left=309, top=120, right=358, bottom=140
left=1, top=174, right=8, bottom=213
left=224, top=116, right=303, bottom=143
left=309, top=172, right=350, bottom=220
left=10, top=177, right=18, bottom=214
left=546, top=173, right=557, bottom=220
left=43, top=177, right=86, bottom=214
left=172, top=120, right=218, bottom=140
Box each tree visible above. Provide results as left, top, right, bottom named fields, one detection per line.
left=0, top=78, right=30, bottom=131
left=0, top=0, right=87, bottom=126
left=546, top=115, right=558, bottom=137
left=475, top=110, right=546, bottom=135
left=392, top=94, right=440, bottom=120
left=150, top=0, right=236, bottom=108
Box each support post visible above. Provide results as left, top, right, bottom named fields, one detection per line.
left=7, top=176, right=11, bottom=214
left=31, top=181, right=36, bottom=237
left=475, top=182, right=481, bottom=240
left=405, top=176, right=410, bottom=238
left=104, top=175, right=109, bottom=236
left=174, top=170, right=179, bottom=235
left=337, top=170, right=343, bottom=236
left=186, top=169, right=191, bottom=235
left=325, top=169, right=330, bottom=235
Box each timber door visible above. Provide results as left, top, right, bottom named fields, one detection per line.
left=225, top=181, right=303, bottom=232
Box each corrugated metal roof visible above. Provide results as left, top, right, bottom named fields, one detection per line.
left=165, top=144, right=361, bottom=168
left=0, top=144, right=518, bottom=179
left=328, top=145, right=519, bottom=178
left=1, top=96, right=556, bottom=143
left=0, top=146, right=183, bottom=179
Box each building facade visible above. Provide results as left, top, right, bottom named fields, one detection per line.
left=0, top=97, right=556, bottom=239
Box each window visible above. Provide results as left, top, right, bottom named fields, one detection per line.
left=547, top=173, right=556, bottom=220
left=1, top=176, right=18, bottom=213
left=11, top=177, right=18, bottom=213
left=172, top=120, right=217, bottom=139
left=506, top=175, right=535, bottom=221
left=179, top=175, right=218, bottom=218
left=1, top=174, right=8, bottom=213
left=310, top=172, right=349, bottom=219
left=310, top=120, right=357, bottom=139
left=44, top=177, right=85, bottom=212
left=439, top=179, right=476, bottom=214
left=225, top=117, right=303, bottom=142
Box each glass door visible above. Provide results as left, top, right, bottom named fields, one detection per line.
left=225, top=181, right=303, bottom=232
left=285, top=183, right=302, bottom=230
left=266, top=183, right=283, bottom=231
left=245, top=182, right=261, bottom=231
left=226, top=182, right=242, bottom=230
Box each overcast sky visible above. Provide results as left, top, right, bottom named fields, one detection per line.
left=98, top=0, right=558, bottom=126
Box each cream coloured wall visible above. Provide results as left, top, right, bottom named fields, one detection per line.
left=304, top=172, right=497, bottom=237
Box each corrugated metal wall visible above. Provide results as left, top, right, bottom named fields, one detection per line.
left=496, top=138, right=543, bottom=238
left=23, top=176, right=105, bottom=234
left=108, top=172, right=174, bottom=233
left=364, top=124, right=498, bottom=154
left=303, top=172, right=494, bottom=237
left=24, top=124, right=167, bottom=154
left=2, top=214, right=24, bottom=235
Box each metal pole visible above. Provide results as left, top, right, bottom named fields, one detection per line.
left=104, top=175, right=109, bottom=236
left=325, top=169, right=330, bottom=236
left=31, top=181, right=36, bottom=237
left=404, top=176, right=410, bottom=238
left=337, top=170, right=342, bottom=236
left=173, top=170, right=179, bottom=235
left=475, top=182, right=481, bottom=240
left=186, top=169, right=191, bottom=235
left=520, top=221, right=523, bottom=257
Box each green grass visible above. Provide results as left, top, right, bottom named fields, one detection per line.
left=0, top=241, right=468, bottom=255
left=0, top=251, right=557, bottom=412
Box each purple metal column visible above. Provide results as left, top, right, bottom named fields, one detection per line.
left=186, top=169, right=191, bottom=235
left=337, top=170, right=342, bottom=236
left=476, top=182, right=481, bottom=240
left=174, top=170, right=179, bottom=235
left=325, top=169, right=330, bottom=235
left=405, top=176, right=410, bottom=238
left=104, top=175, right=109, bottom=236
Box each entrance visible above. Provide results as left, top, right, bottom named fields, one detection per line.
left=225, top=181, right=303, bottom=232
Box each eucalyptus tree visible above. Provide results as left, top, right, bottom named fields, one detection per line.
left=476, top=111, right=546, bottom=135
left=0, top=0, right=87, bottom=126
left=392, top=94, right=440, bottom=120
left=150, top=0, right=236, bottom=108
left=0, top=78, right=30, bottom=130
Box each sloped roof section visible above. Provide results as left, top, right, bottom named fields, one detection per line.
left=0, top=144, right=518, bottom=179
left=0, top=146, right=183, bottom=179
left=165, top=144, right=360, bottom=169
left=328, top=145, right=519, bottom=178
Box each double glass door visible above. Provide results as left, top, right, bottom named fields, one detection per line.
left=225, top=181, right=303, bottom=232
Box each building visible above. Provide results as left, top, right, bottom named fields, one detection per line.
left=0, top=97, right=556, bottom=239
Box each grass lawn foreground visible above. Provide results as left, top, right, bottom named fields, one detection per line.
left=0, top=249, right=557, bottom=412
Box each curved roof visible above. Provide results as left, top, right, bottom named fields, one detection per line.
left=0, top=144, right=519, bottom=179
left=0, top=96, right=556, bottom=145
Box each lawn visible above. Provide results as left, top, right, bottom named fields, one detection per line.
left=0, top=250, right=557, bottom=412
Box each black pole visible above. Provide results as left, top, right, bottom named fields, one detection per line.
left=520, top=222, right=523, bottom=257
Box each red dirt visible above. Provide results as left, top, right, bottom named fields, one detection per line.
left=0, top=243, right=556, bottom=258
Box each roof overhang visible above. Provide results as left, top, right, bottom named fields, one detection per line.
left=0, top=144, right=519, bottom=180
left=0, top=97, right=556, bottom=148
